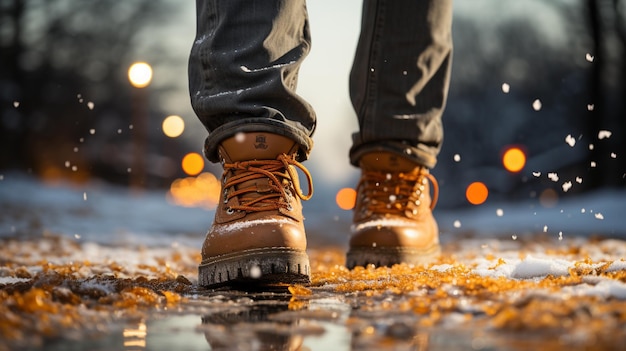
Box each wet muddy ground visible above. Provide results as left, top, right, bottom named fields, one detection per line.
left=2, top=234, right=626, bottom=351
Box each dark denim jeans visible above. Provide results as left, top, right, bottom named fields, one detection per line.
left=189, top=0, right=452, bottom=168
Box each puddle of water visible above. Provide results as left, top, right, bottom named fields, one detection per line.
left=31, top=292, right=604, bottom=351
left=36, top=293, right=354, bottom=351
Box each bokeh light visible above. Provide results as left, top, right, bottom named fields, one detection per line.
left=502, top=146, right=526, bottom=173
left=336, top=187, right=357, bottom=210
left=181, top=152, right=204, bottom=176
left=167, top=172, right=220, bottom=209
left=128, top=62, right=153, bottom=88
left=162, top=115, right=185, bottom=138
left=466, top=181, right=489, bottom=205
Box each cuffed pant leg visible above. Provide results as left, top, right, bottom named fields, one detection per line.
left=189, top=0, right=316, bottom=163
left=349, top=0, right=453, bottom=169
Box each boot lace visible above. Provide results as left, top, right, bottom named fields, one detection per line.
left=357, top=169, right=438, bottom=217
left=222, top=154, right=313, bottom=213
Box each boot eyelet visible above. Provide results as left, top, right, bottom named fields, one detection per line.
left=226, top=207, right=235, bottom=215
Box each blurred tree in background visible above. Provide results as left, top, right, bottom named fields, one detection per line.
left=0, top=0, right=624, bottom=204
left=0, top=0, right=184, bottom=187
left=586, top=0, right=626, bottom=188
left=436, top=0, right=626, bottom=207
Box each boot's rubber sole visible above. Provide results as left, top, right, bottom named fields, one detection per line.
left=345, top=244, right=441, bottom=269
left=198, top=248, right=310, bottom=289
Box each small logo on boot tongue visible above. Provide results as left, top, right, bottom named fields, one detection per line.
left=254, top=135, right=268, bottom=149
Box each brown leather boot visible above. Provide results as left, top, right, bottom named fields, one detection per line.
left=346, top=152, right=440, bottom=268
left=199, top=132, right=313, bottom=288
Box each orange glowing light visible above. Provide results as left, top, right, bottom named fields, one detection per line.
left=162, top=115, right=185, bottom=138
left=336, top=188, right=357, bottom=210
left=502, top=147, right=526, bottom=173
left=466, top=181, right=489, bottom=205
left=167, top=172, right=221, bottom=209
left=128, top=62, right=153, bottom=88
left=181, top=152, right=204, bottom=176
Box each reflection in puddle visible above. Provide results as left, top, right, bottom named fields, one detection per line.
left=144, top=315, right=208, bottom=351
left=198, top=293, right=351, bottom=350
left=123, top=320, right=147, bottom=350
left=39, top=292, right=562, bottom=351
left=187, top=293, right=451, bottom=351
left=142, top=293, right=467, bottom=351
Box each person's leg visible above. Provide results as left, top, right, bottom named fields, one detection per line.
left=189, top=0, right=315, bottom=287
left=346, top=0, right=453, bottom=268
left=349, top=0, right=452, bottom=168
left=189, top=0, right=316, bottom=163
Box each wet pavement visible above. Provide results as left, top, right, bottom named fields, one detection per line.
left=2, top=177, right=626, bottom=350
left=3, top=235, right=626, bottom=351
left=30, top=286, right=623, bottom=351
left=20, top=290, right=575, bottom=351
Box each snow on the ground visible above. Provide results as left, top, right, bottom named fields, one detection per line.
left=1, top=172, right=625, bottom=294
left=0, top=173, right=209, bottom=247
left=1, top=172, right=624, bottom=247
left=1, top=173, right=626, bottom=349
left=436, top=237, right=626, bottom=299
left=436, top=189, right=626, bottom=238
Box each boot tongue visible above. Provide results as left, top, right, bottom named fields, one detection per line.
left=219, top=133, right=298, bottom=162
left=219, top=133, right=298, bottom=210
left=359, top=152, right=420, bottom=172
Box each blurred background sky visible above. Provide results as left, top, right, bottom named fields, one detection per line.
left=1, top=0, right=625, bottom=221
